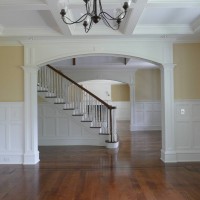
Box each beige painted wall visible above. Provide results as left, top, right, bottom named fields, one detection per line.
left=111, top=84, right=130, bottom=101
left=0, top=46, right=24, bottom=102
left=174, top=43, right=200, bottom=100
left=135, top=69, right=161, bottom=101
left=1, top=43, right=199, bottom=103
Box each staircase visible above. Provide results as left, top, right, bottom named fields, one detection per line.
left=37, top=65, right=118, bottom=148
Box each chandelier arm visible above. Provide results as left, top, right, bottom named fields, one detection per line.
left=60, top=0, right=129, bottom=32
left=100, top=11, right=126, bottom=21
left=62, top=13, right=88, bottom=25
left=101, top=16, right=119, bottom=30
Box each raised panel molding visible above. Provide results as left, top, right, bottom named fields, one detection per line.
left=133, top=101, right=161, bottom=131
left=38, top=103, right=107, bottom=146
left=175, top=100, right=200, bottom=161
left=0, top=102, right=24, bottom=164
left=111, top=102, right=131, bottom=121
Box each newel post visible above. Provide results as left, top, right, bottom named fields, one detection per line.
left=106, top=107, right=118, bottom=148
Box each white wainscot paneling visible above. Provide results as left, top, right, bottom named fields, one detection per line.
left=111, top=102, right=130, bottom=121
left=38, top=103, right=107, bottom=146
left=192, top=122, right=200, bottom=149
left=134, top=101, right=161, bottom=131
left=0, top=102, right=24, bottom=164
left=175, top=100, right=200, bottom=162
left=175, top=122, right=191, bottom=149
left=0, top=124, right=6, bottom=151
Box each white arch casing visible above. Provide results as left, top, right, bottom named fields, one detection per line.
left=22, top=39, right=176, bottom=164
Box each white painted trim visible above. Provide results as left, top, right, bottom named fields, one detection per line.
left=0, top=154, right=23, bottom=164
left=176, top=151, right=200, bottom=162
left=106, top=141, right=119, bottom=149
left=160, top=149, right=177, bottom=163
left=22, top=66, right=40, bottom=164
left=0, top=102, right=24, bottom=164
left=23, top=40, right=175, bottom=164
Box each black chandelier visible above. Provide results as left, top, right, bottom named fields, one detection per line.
left=60, top=0, right=130, bottom=33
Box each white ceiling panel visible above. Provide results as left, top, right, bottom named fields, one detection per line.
left=138, top=7, right=200, bottom=25
left=0, top=0, right=199, bottom=40
left=0, top=10, right=58, bottom=28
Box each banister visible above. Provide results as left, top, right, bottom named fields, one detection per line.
left=47, top=64, right=116, bottom=110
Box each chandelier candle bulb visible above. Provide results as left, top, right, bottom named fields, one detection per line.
left=59, top=0, right=130, bottom=33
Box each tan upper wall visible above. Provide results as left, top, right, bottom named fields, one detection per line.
left=0, top=46, right=24, bottom=102
left=111, top=84, right=130, bottom=101
left=174, top=43, right=200, bottom=100
left=135, top=69, right=161, bottom=101
left=0, top=43, right=199, bottom=102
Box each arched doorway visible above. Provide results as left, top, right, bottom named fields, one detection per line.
left=22, top=41, right=175, bottom=164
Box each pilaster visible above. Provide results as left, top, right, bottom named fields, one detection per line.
left=22, top=65, right=40, bottom=164
left=129, top=71, right=136, bottom=131
left=160, top=63, right=177, bottom=162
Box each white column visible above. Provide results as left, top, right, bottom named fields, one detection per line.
left=160, top=63, right=176, bottom=162
left=129, top=81, right=136, bottom=131
left=22, top=65, right=40, bottom=164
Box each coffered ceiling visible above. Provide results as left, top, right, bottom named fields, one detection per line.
left=0, top=0, right=200, bottom=41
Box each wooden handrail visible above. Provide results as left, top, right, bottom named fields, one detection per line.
left=47, top=64, right=116, bottom=110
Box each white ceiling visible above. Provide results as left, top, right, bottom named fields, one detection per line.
left=0, top=0, right=200, bottom=69
left=0, top=0, right=200, bottom=40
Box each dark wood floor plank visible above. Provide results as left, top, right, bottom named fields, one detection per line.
left=1, top=121, right=200, bottom=200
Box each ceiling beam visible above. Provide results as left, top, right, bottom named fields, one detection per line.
left=0, top=1, right=48, bottom=10
left=45, top=0, right=71, bottom=36
left=3, top=27, right=62, bottom=36
left=120, top=0, right=148, bottom=35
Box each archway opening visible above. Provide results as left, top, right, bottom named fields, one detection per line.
left=37, top=54, right=163, bottom=164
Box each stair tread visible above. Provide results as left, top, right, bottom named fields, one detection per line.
left=38, top=90, right=48, bottom=92
left=99, top=133, right=109, bottom=135
left=90, top=126, right=101, bottom=128
left=81, top=120, right=92, bottom=122
left=54, top=102, right=66, bottom=104
left=72, top=114, right=84, bottom=116
left=63, top=108, right=74, bottom=110
left=45, top=96, right=57, bottom=98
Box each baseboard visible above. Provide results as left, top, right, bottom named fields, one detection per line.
left=176, top=150, right=200, bottom=162
left=160, top=149, right=177, bottom=163
left=0, top=153, right=24, bottom=164
left=160, top=149, right=200, bottom=163
left=130, top=125, right=161, bottom=131
left=23, top=151, right=40, bottom=164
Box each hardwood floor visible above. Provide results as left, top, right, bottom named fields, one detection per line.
left=1, top=121, right=200, bottom=200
